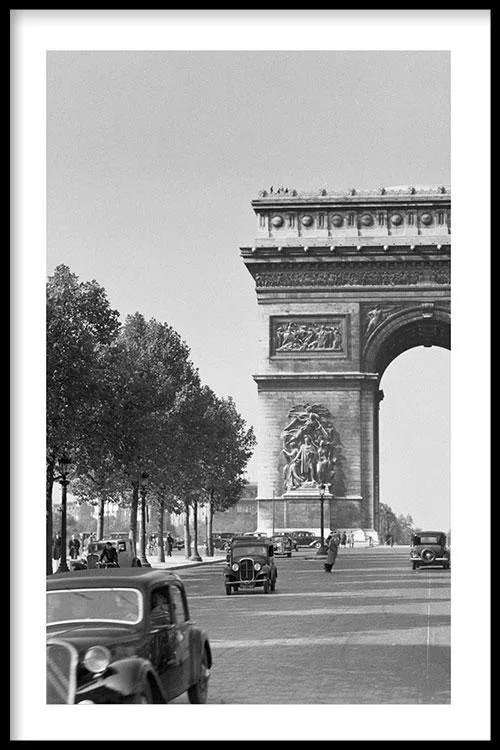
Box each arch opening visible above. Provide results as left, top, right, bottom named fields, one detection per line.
left=378, top=346, right=450, bottom=535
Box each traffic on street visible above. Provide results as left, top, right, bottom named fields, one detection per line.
left=170, top=545, right=450, bottom=704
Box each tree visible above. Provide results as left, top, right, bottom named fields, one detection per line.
left=46, top=265, right=120, bottom=573
left=190, top=390, right=256, bottom=556
left=379, top=502, right=416, bottom=544
left=111, top=313, right=201, bottom=557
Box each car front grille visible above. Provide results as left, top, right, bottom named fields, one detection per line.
left=239, top=558, right=254, bottom=581
left=47, top=640, right=78, bottom=704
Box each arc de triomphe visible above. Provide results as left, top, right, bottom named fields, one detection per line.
left=240, top=186, right=450, bottom=538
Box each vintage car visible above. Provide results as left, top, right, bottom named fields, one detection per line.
left=270, top=534, right=294, bottom=557
left=288, top=530, right=319, bottom=548
left=410, top=531, right=450, bottom=570
left=46, top=568, right=212, bottom=704
left=212, top=533, right=235, bottom=550
left=223, top=536, right=277, bottom=594
left=82, top=537, right=142, bottom=569
left=307, top=536, right=324, bottom=550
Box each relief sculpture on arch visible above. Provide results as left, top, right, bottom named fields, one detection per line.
left=281, top=404, right=341, bottom=494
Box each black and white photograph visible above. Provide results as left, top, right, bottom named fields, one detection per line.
left=11, top=10, right=490, bottom=742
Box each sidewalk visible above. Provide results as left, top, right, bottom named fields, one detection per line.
left=148, top=549, right=228, bottom=571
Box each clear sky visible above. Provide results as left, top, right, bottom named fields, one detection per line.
left=47, top=50, right=451, bottom=530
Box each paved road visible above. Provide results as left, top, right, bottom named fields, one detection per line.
left=172, top=546, right=450, bottom=704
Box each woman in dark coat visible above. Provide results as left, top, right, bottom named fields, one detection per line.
left=324, top=533, right=338, bottom=573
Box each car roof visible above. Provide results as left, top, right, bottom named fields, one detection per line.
left=47, top=568, right=182, bottom=591
left=413, top=530, right=446, bottom=536
left=231, top=535, right=272, bottom=544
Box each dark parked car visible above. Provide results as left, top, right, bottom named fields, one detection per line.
left=410, top=531, right=450, bottom=570
left=288, top=530, right=320, bottom=548
left=223, top=536, right=277, bottom=595
left=307, top=536, right=324, bottom=550
left=46, top=568, right=212, bottom=704
left=270, top=534, right=294, bottom=557
left=212, top=533, right=235, bottom=550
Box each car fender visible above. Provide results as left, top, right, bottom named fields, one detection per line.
left=77, top=657, right=166, bottom=702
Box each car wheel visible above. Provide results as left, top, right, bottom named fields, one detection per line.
left=187, top=648, right=210, bottom=704
left=132, top=558, right=142, bottom=568
left=412, top=562, right=418, bottom=570
left=225, top=584, right=232, bottom=596
left=287, top=552, right=292, bottom=558
left=443, top=563, right=450, bottom=570
left=270, top=576, right=276, bottom=592
left=263, top=579, right=270, bottom=594
left=314, top=541, right=321, bottom=549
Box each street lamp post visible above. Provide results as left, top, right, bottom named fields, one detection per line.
left=315, top=483, right=327, bottom=556
left=139, top=472, right=151, bottom=567
left=56, top=455, right=72, bottom=573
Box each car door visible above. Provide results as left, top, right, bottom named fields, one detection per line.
left=167, top=582, right=192, bottom=695
left=147, top=584, right=178, bottom=700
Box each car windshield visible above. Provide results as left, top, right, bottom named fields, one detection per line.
left=47, top=587, right=143, bottom=625
left=231, top=545, right=268, bottom=558
left=413, top=535, right=443, bottom=545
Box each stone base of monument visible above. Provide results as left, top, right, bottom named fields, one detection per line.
left=255, top=490, right=375, bottom=537
left=282, top=481, right=333, bottom=501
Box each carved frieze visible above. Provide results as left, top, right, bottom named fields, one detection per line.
left=254, top=261, right=450, bottom=288
left=271, top=316, right=347, bottom=357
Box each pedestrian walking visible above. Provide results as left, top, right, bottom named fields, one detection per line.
left=349, top=531, right=355, bottom=549
left=69, top=533, right=81, bottom=560
left=166, top=532, right=174, bottom=557
left=341, top=531, right=347, bottom=548
left=324, top=533, right=339, bottom=573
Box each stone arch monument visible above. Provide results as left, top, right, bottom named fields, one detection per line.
left=240, top=186, right=450, bottom=538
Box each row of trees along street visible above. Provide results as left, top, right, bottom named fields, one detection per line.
left=47, top=265, right=256, bottom=574
left=378, top=502, right=419, bottom=544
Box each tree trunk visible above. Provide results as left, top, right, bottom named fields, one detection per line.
left=129, top=482, right=139, bottom=557
left=46, top=459, right=55, bottom=575
left=191, top=497, right=202, bottom=560
left=207, top=491, right=214, bottom=556
left=183, top=499, right=191, bottom=558
left=158, top=495, right=165, bottom=562
left=139, top=490, right=151, bottom=566
left=98, top=496, right=105, bottom=539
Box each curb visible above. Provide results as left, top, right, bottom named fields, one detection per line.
left=151, top=558, right=227, bottom=572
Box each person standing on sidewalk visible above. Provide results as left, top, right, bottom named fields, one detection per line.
left=69, top=534, right=80, bottom=560
left=324, top=533, right=339, bottom=573
left=166, top=532, right=174, bottom=557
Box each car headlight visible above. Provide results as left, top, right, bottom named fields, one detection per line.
left=254, top=563, right=262, bottom=571
left=83, top=646, right=111, bottom=674
left=231, top=563, right=239, bottom=572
